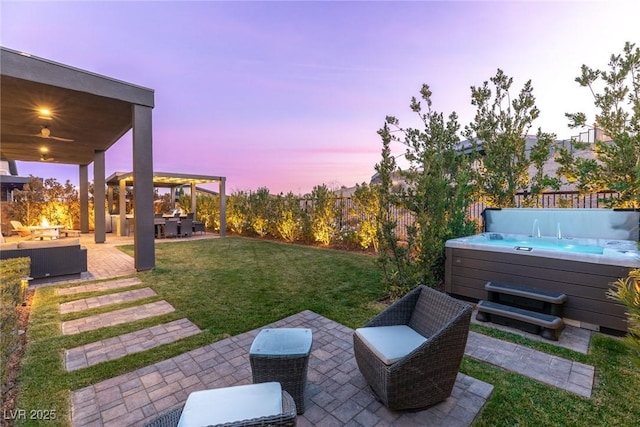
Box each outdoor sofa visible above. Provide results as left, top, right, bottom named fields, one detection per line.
left=0, top=238, right=87, bottom=279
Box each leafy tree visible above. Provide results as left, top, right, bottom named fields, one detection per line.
left=8, top=176, right=79, bottom=228
left=556, top=41, right=640, bottom=208
left=307, top=184, right=337, bottom=245
left=464, top=69, right=559, bottom=207
left=273, top=192, right=303, bottom=243
left=247, top=187, right=272, bottom=237
left=226, top=190, right=250, bottom=234
left=376, top=84, right=477, bottom=296
left=351, top=183, right=380, bottom=251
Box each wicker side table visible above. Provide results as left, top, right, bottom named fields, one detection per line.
left=249, top=328, right=313, bottom=414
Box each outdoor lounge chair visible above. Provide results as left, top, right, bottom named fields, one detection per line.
left=144, top=382, right=297, bottom=427
left=10, top=220, right=32, bottom=238
left=353, top=285, right=472, bottom=410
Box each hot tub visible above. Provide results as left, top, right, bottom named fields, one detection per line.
left=445, top=208, right=639, bottom=333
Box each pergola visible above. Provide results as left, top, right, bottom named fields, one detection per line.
left=0, top=47, right=156, bottom=270
left=106, top=171, right=226, bottom=237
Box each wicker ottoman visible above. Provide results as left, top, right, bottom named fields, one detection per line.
left=250, top=328, right=312, bottom=414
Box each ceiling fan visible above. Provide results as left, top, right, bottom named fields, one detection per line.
left=40, top=153, right=54, bottom=162
left=33, top=125, right=74, bottom=142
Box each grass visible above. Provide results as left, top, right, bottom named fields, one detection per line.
left=15, top=236, right=640, bottom=426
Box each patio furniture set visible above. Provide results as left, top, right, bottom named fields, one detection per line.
left=145, top=286, right=472, bottom=426
left=154, top=213, right=205, bottom=239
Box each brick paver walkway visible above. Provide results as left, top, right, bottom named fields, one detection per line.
left=59, top=288, right=157, bottom=314
left=65, top=319, right=201, bottom=371
left=56, top=278, right=142, bottom=296
left=61, top=301, right=175, bottom=335
left=71, top=311, right=494, bottom=427
left=465, top=332, right=594, bottom=397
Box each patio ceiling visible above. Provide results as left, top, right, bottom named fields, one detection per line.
left=0, top=47, right=154, bottom=165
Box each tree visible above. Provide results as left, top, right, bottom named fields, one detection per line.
left=351, top=183, right=380, bottom=251
left=464, top=69, right=559, bottom=207
left=376, top=84, right=477, bottom=296
left=307, top=184, right=337, bottom=245
left=247, top=187, right=272, bottom=237
left=556, top=42, right=640, bottom=208
left=273, top=192, right=303, bottom=243
left=8, top=176, right=79, bottom=229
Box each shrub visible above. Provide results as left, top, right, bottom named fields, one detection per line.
left=226, top=191, right=250, bottom=234
left=0, top=257, right=30, bottom=384
left=351, top=183, right=380, bottom=251
left=247, top=187, right=272, bottom=237
left=307, top=184, right=337, bottom=245
left=608, top=269, right=640, bottom=366
left=273, top=192, right=303, bottom=242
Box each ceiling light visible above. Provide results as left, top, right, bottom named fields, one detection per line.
left=40, top=147, right=49, bottom=153
left=38, top=108, right=53, bottom=120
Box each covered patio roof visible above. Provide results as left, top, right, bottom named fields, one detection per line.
left=106, top=171, right=225, bottom=187
left=0, top=46, right=156, bottom=270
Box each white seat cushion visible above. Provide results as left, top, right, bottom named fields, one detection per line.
left=355, top=325, right=427, bottom=365
left=177, top=382, right=282, bottom=427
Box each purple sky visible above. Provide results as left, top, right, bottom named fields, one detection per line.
left=2, top=1, right=638, bottom=195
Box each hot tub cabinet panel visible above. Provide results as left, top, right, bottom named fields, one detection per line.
left=445, top=247, right=632, bottom=333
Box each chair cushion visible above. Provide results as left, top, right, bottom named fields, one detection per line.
left=177, top=382, right=282, bottom=427
left=355, top=325, right=427, bottom=365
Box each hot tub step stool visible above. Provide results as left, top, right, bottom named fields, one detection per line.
left=476, top=282, right=568, bottom=341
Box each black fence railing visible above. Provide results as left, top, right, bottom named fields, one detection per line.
left=301, top=191, right=621, bottom=239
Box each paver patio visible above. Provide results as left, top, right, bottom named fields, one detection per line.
left=71, top=310, right=494, bottom=427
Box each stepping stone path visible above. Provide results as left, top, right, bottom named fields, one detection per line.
left=60, top=288, right=157, bottom=314
left=61, top=301, right=175, bottom=335
left=65, top=319, right=201, bottom=371
left=58, top=277, right=202, bottom=376
left=56, top=277, right=142, bottom=296
left=465, top=331, right=594, bottom=397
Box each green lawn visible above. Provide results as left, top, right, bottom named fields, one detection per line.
left=15, top=237, right=640, bottom=426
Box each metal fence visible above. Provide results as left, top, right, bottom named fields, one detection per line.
left=301, top=191, right=621, bottom=239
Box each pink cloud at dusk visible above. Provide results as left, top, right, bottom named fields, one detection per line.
left=2, top=1, right=638, bottom=195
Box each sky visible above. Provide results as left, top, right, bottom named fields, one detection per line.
left=1, top=0, right=639, bottom=195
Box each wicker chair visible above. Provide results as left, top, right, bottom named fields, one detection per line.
left=164, top=219, right=178, bottom=238
left=144, top=386, right=297, bottom=427
left=353, top=285, right=472, bottom=410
